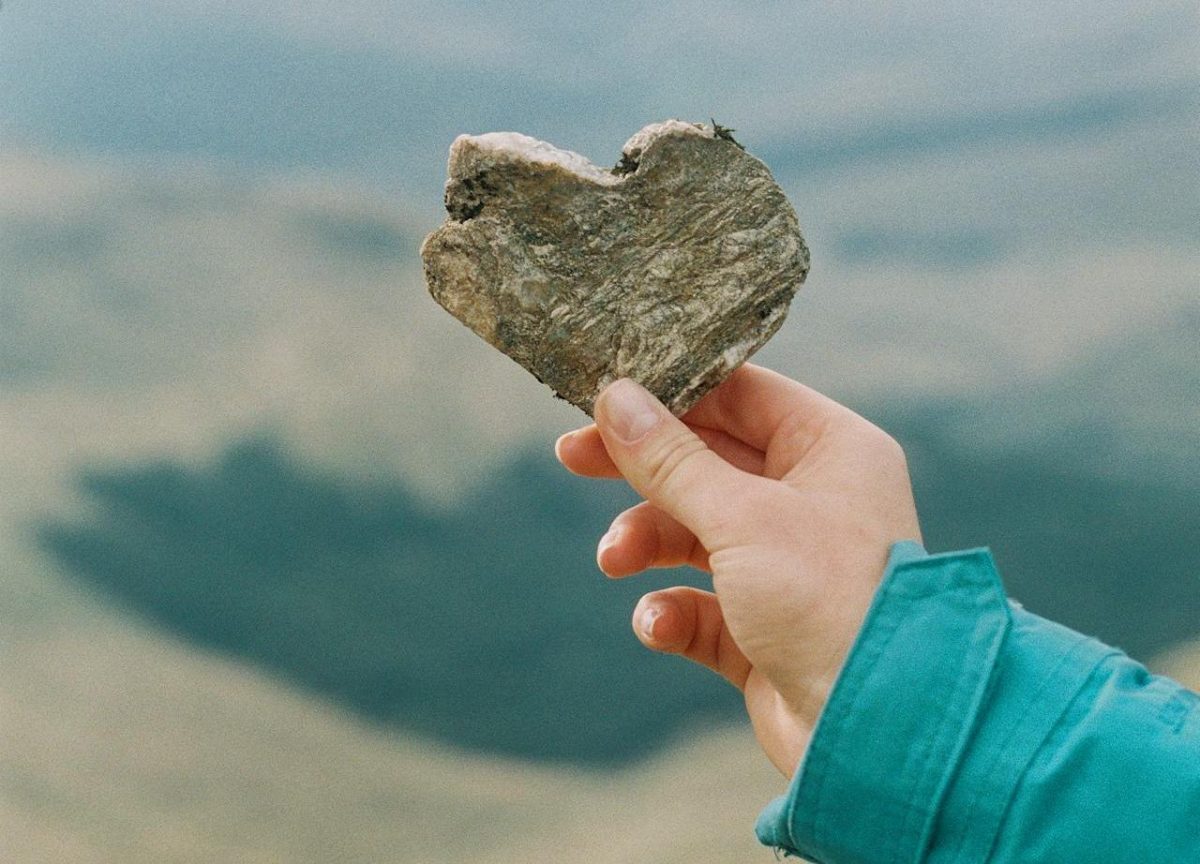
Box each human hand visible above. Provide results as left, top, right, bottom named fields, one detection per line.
left=554, top=364, right=922, bottom=776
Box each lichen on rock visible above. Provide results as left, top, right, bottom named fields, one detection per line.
left=420, top=119, right=810, bottom=416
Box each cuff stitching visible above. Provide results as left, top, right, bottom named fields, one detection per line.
left=896, top=557, right=1008, bottom=860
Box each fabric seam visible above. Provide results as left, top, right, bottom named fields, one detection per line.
left=899, top=559, right=1008, bottom=862
left=957, top=646, right=1121, bottom=864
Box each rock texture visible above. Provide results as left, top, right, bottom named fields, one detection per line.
left=420, top=119, right=809, bottom=416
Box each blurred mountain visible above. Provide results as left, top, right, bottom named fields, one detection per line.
left=39, top=387, right=1199, bottom=765
left=910, top=306, right=1200, bottom=485
left=892, top=408, right=1200, bottom=661
left=883, top=304, right=1200, bottom=659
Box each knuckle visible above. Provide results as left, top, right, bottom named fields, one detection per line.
left=646, top=433, right=710, bottom=499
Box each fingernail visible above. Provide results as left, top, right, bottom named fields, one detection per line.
left=601, top=379, right=661, bottom=444
left=597, top=525, right=622, bottom=562
left=638, top=605, right=661, bottom=641
left=553, top=431, right=574, bottom=461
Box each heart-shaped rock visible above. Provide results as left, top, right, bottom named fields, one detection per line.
left=420, top=119, right=809, bottom=416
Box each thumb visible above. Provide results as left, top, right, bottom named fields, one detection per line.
left=594, top=378, right=767, bottom=550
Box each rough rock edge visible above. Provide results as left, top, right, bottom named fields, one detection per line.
left=422, top=120, right=807, bottom=417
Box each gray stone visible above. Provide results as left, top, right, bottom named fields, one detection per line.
left=420, top=119, right=809, bottom=416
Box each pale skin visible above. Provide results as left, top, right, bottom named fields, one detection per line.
left=554, top=364, right=922, bottom=776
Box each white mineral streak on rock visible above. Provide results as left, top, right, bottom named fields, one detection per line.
left=621, top=118, right=712, bottom=159
left=450, top=131, right=621, bottom=187
left=421, top=119, right=810, bottom=416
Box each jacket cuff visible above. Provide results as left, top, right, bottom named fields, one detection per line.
left=755, top=541, right=1115, bottom=862
left=755, top=541, right=1008, bottom=860
left=753, top=541, right=1009, bottom=861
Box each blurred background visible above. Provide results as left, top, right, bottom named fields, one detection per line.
left=1, top=1, right=1197, bottom=861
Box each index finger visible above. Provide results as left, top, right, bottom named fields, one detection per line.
left=556, top=421, right=766, bottom=479
left=681, top=363, right=849, bottom=455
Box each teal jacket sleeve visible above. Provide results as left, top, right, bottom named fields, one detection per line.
left=754, top=541, right=1200, bottom=863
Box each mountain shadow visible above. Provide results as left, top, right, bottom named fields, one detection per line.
left=39, top=418, right=1199, bottom=764
left=38, top=438, right=739, bottom=765
left=887, top=405, right=1200, bottom=662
